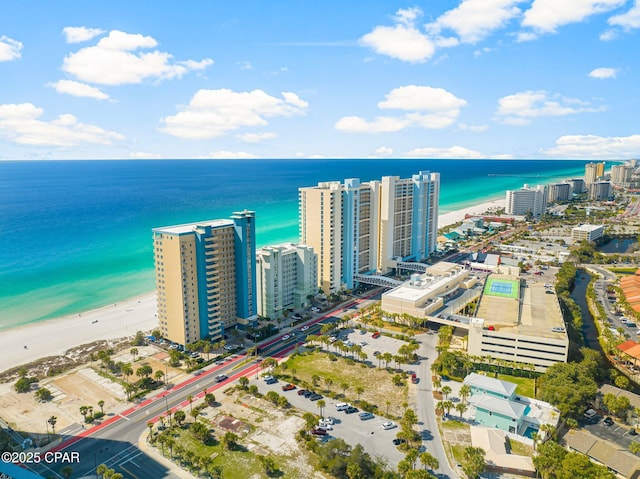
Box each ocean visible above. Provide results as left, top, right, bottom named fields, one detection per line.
left=0, top=159, right=593, bottom=330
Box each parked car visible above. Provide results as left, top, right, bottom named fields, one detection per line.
left=604, top=416, right=615, bottom=426
left=309, top=393, right=323, bottom=401
left=359, top=412, right=374, bottom=420
left=282, top=383, right=296, bottom=391
left=311, top=307, right=321, bottom=313
left=298, top=389, right=309, bottom=396
left=392, top=438, right=406, bottom=446
left=411, top=373, right=418, bottom=384
left=382, top=421, right=397, bottom=430
left=311, top=428, right=327, bottom=436
left=372, top=331, right=381, bottom=339
left=345, top=406, right=359, bottom=414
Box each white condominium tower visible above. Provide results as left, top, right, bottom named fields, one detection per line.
left=505, top=184, right=548, bottom=217
left=299, top=171, right=440, bottom=293
left=256, top=243, right=317, bottom=319
left=585, top=162, right=605, bottom=184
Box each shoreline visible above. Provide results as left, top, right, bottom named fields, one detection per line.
left=0, top=197, right=505, bottom=374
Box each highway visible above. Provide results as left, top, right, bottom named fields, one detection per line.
left=26, top=297, right=372, bottom=479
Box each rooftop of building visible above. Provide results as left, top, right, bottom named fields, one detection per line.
left=153, top=218, right=235, bottom=235
left=564, top=429, right=640, bottom=478
left=469, top=426, right=535, bottom=474
left=382, top=262, right=468, bottom=302
left=464, top=372, right=517, bottom=397
left=572, top=224, right=604, bottom=232
left=470, top=392, right=527, bottom=419
left=475, top=270, right=565, bottom=340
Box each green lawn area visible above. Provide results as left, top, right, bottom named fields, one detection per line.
left=496, top=374, right=535, bottom=397
left=508, top=438, right=533, bottom=456
left=284, top=350, right=408, bottom=418
left=441, top=419, right=470, bottom=431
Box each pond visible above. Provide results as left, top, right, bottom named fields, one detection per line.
left=597, top=238, right=638, bottom=253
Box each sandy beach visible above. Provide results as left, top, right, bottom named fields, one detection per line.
left=0, top=197, right=505, bottom=374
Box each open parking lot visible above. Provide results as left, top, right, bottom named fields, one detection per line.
left=251, top=376, right=406, bottom=467
left=581, top=414, right=639, bottom=450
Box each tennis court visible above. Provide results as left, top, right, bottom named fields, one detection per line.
left=483, top=277, right=519, bottom=299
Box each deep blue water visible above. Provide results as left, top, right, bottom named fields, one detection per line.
left=0, top=159, right=593, bottom=329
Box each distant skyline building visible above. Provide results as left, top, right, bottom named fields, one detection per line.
left=566, top=178, right=586, bottom=194
left=611, top=164, right=633, bottom=187
left=585, top=162, right=605, bottom=184
left=153, top=211, right=257, bottom=346
left=256, top=243, right=317, bottom=319
left=299, top=171, right=439, bottom=293
left=546, top=182, right=572, bottom=203
left=588, top=181, right=612, bottom=201
left=505, top=184, right=548, bottom=217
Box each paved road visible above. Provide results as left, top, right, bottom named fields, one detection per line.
left=414, top=331, right=458, bottom=479
left=26, top=295, right=379, bottom=479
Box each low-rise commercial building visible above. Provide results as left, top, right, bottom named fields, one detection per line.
left=571, top=224, right=604, bottom=243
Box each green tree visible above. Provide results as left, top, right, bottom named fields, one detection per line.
left=60, top=466, right=73, bottom=479
left=205, top=393, right=216, bottom=406
left=533, top=440, right=566, bottom=479
left=190, top=421, right=209, bottom=442
left=317, top=399, right=326, bottom=418
left=35, top=388, right=53, bottom=402
left=222, top=431, right=238, bottom=450
left=47, top=415, right=57, bottom=438
left=441, top=385, right=452, bottom=400
left=238, top=376, right=249, bottom=390
left=258, top=455, right=277, bottom=475
left=98, top=399, right=105, bottom=414
left=173, top=410, right=186, bottom=426
left=420, top=451, right=439, bottom=471
left=461, top=446, right=485, bottom=479
left=459, top=384, right=471, bottom=404
left=629, top=441, right=640, bottom=455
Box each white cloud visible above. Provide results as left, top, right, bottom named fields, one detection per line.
left=495, top=90, right=604, bottom=124
left=62, top=30, right=213, bottom=85
left=427, top=0, right=522, bottom=44
left=375, top=146, right=394, bottom=156
left=237, top=132, right=277, bottom=142
left=198, top=150, right=259, bottom=159
left=459, top=123, right=490, bottom=132
left=238, top=60, right=253, bottom=70
left=130, top=151, right=162, bottom=159
left=588, top=67, right=617, bottom=79
left=0, top=103, right=124, bottom=146
left=335, top=115, right=411, bottom=133
left=160, top=88, right=308, bottom=139
left=359, top=7, right=435, bottom=63
left=48, top=79, right=110, bottom=100
left=405, top=145, right=485, bottom=158
left=542, top=133, right=640, bottom=159
left=608, top=1, right=640, bottom=30
left=62, top=26, right=105, bottom=43
left=522, top=0, right=625, bottom=32
left=0, top=36, right=23, bottom=61
left=337, top=85, right=467, bottom=133
left=599, top=29, right=619, bottom=40
left=516, top=31, right=538, bottom=42
left=378, top=85, right=467, bottom=111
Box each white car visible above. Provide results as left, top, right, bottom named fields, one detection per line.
left=311, top=307, right=321, bottom=313
left=318, top=422, right=333, bottom=430
left=323, top=416, right=336, bottom=425
left=382, top=421, right=397, bottom=430
left=281, top=334, right=291, bottom=341
left=300, top=325, right=310, bottom=332
left=223, top=345, right=234, bottom=350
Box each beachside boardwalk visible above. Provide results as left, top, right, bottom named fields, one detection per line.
left=0, top=462, right=45, bottom=478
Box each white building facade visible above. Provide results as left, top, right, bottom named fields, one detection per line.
left=256, top=243, right=317, bottom=319
left=505, top=184, right=548, bottom=217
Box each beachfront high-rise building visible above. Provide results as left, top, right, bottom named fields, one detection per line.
left=585, top=162, right=605, bottom=184
left=299, top=171, right=439, bottom=293
left=505, top=184, right=548, bottom=218
left=611, top=164, right=633, bottom=187
left=566, top=178, right=586, bottom=194
left=153, top=211, right=257, bottom=346
left=588, top=181, right=612, bottom=201
left=546, top=182, right=572, bottom=203
left=256, top=243, right=317, bottom=319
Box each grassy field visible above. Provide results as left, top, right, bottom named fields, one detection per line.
left=496, top=374, right=535, bottom=397
left=441, top=419, right=470, bottom=431
left=509, top=438, right=533, bottom=456
left=284, top=350, right=408, bottom=418
left=157, top=425, right=309, bottom=479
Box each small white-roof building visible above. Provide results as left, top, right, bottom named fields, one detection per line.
left=571, top=224, right=604, bottom=243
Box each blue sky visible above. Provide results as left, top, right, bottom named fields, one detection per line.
left=1, top=0, right=639, bottom=160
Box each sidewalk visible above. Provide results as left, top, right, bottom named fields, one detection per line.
left=138, top=429, right=196, bottom=479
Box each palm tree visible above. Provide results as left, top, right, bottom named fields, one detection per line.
left=154, top=370, right=165, bottom=383
left=540, top=423, right=556, bottom=441
left=147, top=421, right=154, bottom=436
left=98, top=400, right=105, bottom=414
left=420, top=451, right=439, bottom=472
left=317, top=399, right=326, bottom=418
left=130, top=347, right=138, bottom=361
left=47, top=416, right=57, bottom=440
left=340, top=382, right=349, bottom=397
left=459, top=384, right=472, bottom=404
left=455, top=402, right=468, bottom=419
left=122, top=363, right=133, bottom=384
left=324, top=377, right=333, bottom=391
left=355, top=385, right=364, bottom=401
left=441, top=385, right=452, bottom=400
left=188, top=395, right=194, bottom=414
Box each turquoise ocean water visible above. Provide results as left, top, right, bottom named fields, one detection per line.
left=0, top=159, right=595, bottom=331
